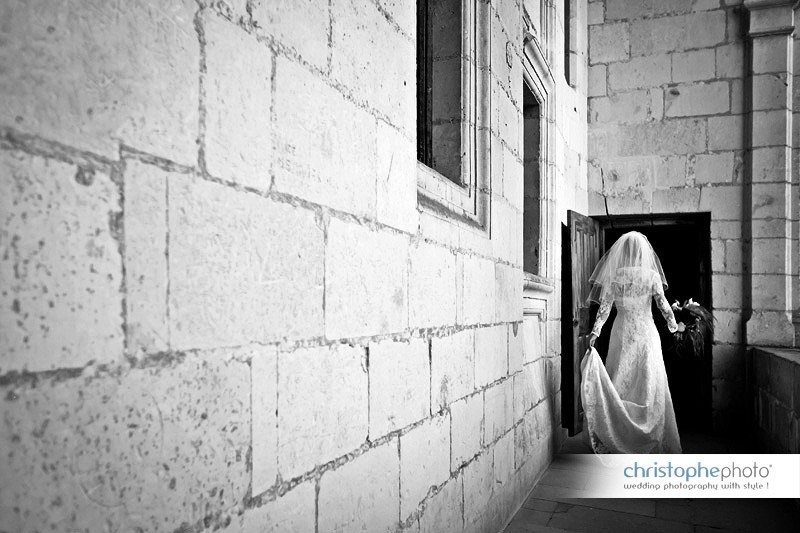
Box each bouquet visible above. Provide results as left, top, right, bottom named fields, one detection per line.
left=670, top=298, right=714, bottom=360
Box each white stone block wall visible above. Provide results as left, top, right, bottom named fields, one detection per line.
left=0, top=0, right=587, bottom=531
left=587, top=0, right=760, bottom=433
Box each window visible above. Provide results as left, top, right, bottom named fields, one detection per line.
left=417, top=0, right=462, bottom=184
left=523, top=81, right=541, bottom=275
left=564, top=0, right=577, bottom=87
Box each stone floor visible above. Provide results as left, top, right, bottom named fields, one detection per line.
left=502, top=432, right=800, bottom=532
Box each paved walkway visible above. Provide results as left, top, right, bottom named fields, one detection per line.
left=503, top=433, right=800, bottom=532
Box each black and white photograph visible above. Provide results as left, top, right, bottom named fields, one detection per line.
left=1, top=0, right=799, bottom=532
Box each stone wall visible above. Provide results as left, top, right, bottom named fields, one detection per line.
left=586, top=0, right=760, bottom=433
left=749, top=348, right=800, bottom=453
left=0, top=1, right=588, bottom=531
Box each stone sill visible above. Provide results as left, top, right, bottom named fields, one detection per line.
left=752, top=346, right=800, bottom=366
left=523, top=272, right=555, bottom=293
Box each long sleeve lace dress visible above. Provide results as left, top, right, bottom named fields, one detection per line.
left=580, top=267, right=682, bottom=454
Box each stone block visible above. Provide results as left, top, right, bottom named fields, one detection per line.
left=665, top=82, right=729, bottom=117
left=409, top=241, right=457, bottom=328
left=376, top=120, right=418, bottom=233
left=318, top=440, right=400, bottom=533
left=400, top=414, right=450, bottom=519
left=752, top=274, right=790, bottom=310
left=747, top=310, right=794, bottom=346
left=431, top=330, right=475, bottom=410
left=616, top=119, right=707, bottom=156
left=0, top=151, right=123, bottom=373
left=694, top=152, right=735, bottom=184
left=752, top=34, right=790, bottom=75
left=0, top=0, right=199, bottom=162
left=752, top=182, right=790, bottom=219
left=752, top=73, right=791, bottom=111
left=716, top=43, right=745, bottom=79
left=708, top=115, right=745, bottom=150
left=608, top=55, right=671, bottom=92
left=450, top=392, right=483, bottom=470
left=588, top=65, right=607, bottom=97
left=251, top=0, right=330, bottom=68
left=273, top=58, right=377, bottom=216
left=752, top=217, right=791, bottom=239
left=203, top=13, right=272, bottom=191
left=752, top=146, right=790, bottom=183
left=124, top=160, right=169, bottom=355
left=588, top=2, right=605, bottom=25
left=699, top=185, right=743, bottom=220
left=654, top=155, right=688, bottom=188
left=630, top=11, right=725, bottom=56
left=419, top=476, right=464, bottom=533
left=475, top=325, right=508, bottom=388
left=589, top=23, right=629, bottom=64
left=753, top=109, right=790, bottom=147
left=495, top=263, right=523, bottom=323
left=0, top=350, right=249, bottom=532
left=459, top=255, right=497, bottom=325
left=278, top=344, right=368, bottom=478
left=325, top=218, right=408, bottom=338
left=462, top=452, right=494, bottom=531
left=169, top=175, right=323, bottom=349
left=509, top=323, right=524, bottom=375
left=651, top=187, right=701, bottom=213
left=522, top=316, right=545, bottom=363
left=369, top=338, right=430, bottom=438
left=606, top=0, right=695, bottom=20
left=228, top=481, right=316, bottom=533
left=724, top=238, right=743, bottom=274
left=715, top=311, right=740, bottom=348
left=589, top=90, right=652, bottom=124
left=752, top=238, right=790, bottom=274
left=711, top=238, right=726, bottom=272
left=484, top=379, right=512, bottom=443
left=672, top=49, right=715, bottom=82
left=331, top=0, right=416, bottom=133
left=251, top=345, right=278, bottom=496
left=712, top=273, right=743, bottom=309
left=493, top=431, right=515, bottom=488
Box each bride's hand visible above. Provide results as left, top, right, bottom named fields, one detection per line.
left=588, top=334, right=597, bottom=348
left=676, top=322, right=686, bottom=333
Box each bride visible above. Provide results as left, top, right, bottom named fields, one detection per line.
left=580, top=231, right=685, bottom=454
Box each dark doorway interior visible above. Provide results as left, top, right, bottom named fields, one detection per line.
left=592, top=213, right=712, bottom=432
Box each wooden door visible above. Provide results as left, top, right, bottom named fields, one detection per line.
left=561, top=210, right=602, bottom=436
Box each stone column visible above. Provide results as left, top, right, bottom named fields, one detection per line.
left=744, top=0, right=797, bottom=346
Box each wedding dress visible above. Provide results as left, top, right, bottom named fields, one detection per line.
left=580, top=232, right=682, bottom=454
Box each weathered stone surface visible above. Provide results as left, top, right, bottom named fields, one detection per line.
left=0, top=350, right=249, bottom=532
left=460, top=255, right=497, bottom=325
left=0, top=150, right=123, bottom=373
left=589, top=90, right=653, bottom=124
left=508, top=323, right=524, bottom=374
left=409, top=241, right=457, bottom=328
left=708, top=115, right=745, bottom=150
left=672, top=49, right=715, bottom=82
left=462, top=451, right=495, bottom=532
left=588, top=2, right=605, bottom=25
left=0, top=0, right=199, bottom=162
left=331, top=0, right=416, bottom=133
left=251, top=0, right=330, bottom=68
left=484, top=379, right=513, bottom=443
left=665, top=82, right=729, bottom=117
left=752, top=238, right=791, bottom=274
left=495, top=263, right=523, bottom=322
left=400, top=414, right=450, bottom=518
left=278, top=344, right=368, bottom=478
left=605, top=0, right=695, bottom=20
left=169, top=175, right=323, bottom=349
left=752, top=34, right=790, bottom=75
left=376, top=120, right=418, bottom=233
left=652, top=187, right=701, bottom=212
left=629, top=11, right=725, bottom=57
left=227, top=481, right=316, bottom=533
left=752, top=182, right=790, bottom=219
left=608, top=55, right=671, bottom=92
left=653, top=155, right=688, bottom=188
left=752, top=109, right=790, bottom=147
left=450, top=392, right=483, bottom=470
left=514, top=358, right=548, bottom=422
left=124, top=160, right=169, bottom=355
left=318, top=440, right=400, bottom=533
left=522, top=316, right=545, bottom=364
left=419, top=475, right=464, bottom=533
left=325, top=218, right=409, bottom=338
left=369, top=338, right=430, bottom=438
left=694, top=152, right=735, bottom=184
left=589, top=64, right=608, bottom=97
left=752, top=274, right=791, bottom=310
left=752, top=147, right=790, bottom=183
left=716, top=43, right=745, bottom=79
left=273, top=57, right=377, bottom=216
left=251, top=345, right=278, bottom=496
left=431, top=329, right=475, bottom=410
left=613, top=119, right=707, bottom=156
left=589, top=23, right=629, bottom=64
left=712, top=273, right=743, bottom=309
left=203, top=13, right=272, bottom=191
left=475, top=325, right=508, bottom=387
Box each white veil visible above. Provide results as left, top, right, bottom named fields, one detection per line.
left=586, top=231, right=667, bottom=304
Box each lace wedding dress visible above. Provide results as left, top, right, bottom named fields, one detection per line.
left=580, top=267, right=682, bottom=454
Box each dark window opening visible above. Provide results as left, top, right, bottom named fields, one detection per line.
left=523, top=82, right=541, bottom=275
left=417, top=0, right=462, bottom=184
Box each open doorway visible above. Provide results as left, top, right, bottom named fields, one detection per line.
left=593, top=213, right=713, bottom=432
